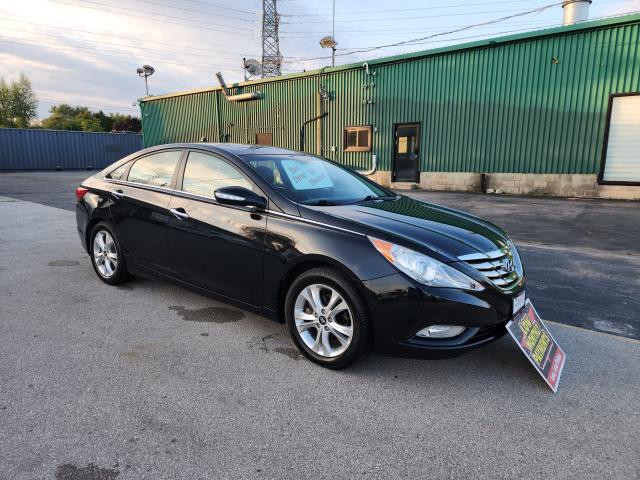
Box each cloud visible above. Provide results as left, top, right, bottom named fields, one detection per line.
left=0, top=0, right=636, bottom=119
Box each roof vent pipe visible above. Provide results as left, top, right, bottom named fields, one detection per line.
left=215, top=72, right=261, bottom=102
left=562, top=0, right=591, bottom=26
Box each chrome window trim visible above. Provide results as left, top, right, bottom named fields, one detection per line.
left=105, top=178, right=175, bottom=194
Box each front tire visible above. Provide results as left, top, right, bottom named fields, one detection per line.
left=89, top=222, right=130, bottom=285
left=285, top=267, right=370, bottom=369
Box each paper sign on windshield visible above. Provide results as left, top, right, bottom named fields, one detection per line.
left=506, top=299, right=566, bottom=393
left=281, top=160, right=333, bottom=190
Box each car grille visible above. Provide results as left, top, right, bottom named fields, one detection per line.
left=459, top=247, right=520, bottom=290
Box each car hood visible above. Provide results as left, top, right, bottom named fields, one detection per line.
left=306, top=195, right=510, bottom=262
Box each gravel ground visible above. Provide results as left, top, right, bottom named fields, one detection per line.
left=0, top=195, right=638, bottom=479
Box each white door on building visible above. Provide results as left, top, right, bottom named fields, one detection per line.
left=602, top=94, right=640, bottom=182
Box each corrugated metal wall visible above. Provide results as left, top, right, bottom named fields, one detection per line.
left=0, top=128, right=143, bottom=170
left=140, top=15, right=640, bottom=175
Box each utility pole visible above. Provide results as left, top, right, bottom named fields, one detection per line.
left=331, top=0, right=336, bottom=67
left=261, top=0, right=282, bottom=77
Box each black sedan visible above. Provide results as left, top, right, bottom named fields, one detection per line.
left=76, top=143, right=526, bottom=368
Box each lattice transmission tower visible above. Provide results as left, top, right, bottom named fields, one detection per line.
left=261, top=0, right=282, bottom=77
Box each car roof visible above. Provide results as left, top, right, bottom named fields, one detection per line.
left=145, top=143, right=303, bottom=157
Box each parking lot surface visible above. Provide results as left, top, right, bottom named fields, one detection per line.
left=0, top=193, right=638, bottom=479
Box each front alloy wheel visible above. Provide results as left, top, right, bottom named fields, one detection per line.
left=285, top=267, right=370, bottom=369
left=294, top=284, right=354, bottom=358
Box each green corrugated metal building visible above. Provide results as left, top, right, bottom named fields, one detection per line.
left=140, top=13, right=640, bottom=199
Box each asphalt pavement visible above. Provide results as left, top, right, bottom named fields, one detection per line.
left=0, top=195, right=638, bottom=479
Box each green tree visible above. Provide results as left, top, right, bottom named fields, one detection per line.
left=0, top=74, right=38, bottom=128
left=10, top=74, right=38, bottom=127
left=111, top=115, right=141, bottom=132
left=0, top=78, right=10, bottom=127
left=42, top=104, right=101, bottom=132
left=41, top=105, right=141, bottom=132
left=94, top=110, right=115, bottom=132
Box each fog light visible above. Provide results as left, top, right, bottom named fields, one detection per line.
left=416, top=325, right=466, bottom=338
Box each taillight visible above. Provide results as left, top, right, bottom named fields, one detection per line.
left=76, top=186, right=89, bottom=202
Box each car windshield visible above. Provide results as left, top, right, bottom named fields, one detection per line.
left=242, top=154, right=392, bottom=206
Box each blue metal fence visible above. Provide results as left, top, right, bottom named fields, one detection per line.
left=0, top=128, right=143, bottom=170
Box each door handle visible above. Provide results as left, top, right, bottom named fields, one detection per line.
left=112, top=189, right=125, bottom=199
left=170, top=208, right=189, bottom=220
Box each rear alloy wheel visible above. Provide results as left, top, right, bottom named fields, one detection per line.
left=93, top=230, right=118, bottom=278
left=285, top=267, right=370, bottom=369
left=90, top=222, right=130, bottom=285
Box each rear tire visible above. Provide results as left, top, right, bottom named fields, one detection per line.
left=285, top=267, right=370, bottom=369
left=89, top=222, right=130, bottom=285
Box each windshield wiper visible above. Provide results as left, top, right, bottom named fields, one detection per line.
left=355, top=194, right=397, bottom=203
left=306, top=199, right=339, bottom=206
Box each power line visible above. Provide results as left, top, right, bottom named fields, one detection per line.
left=48, top=0, right=258, bottom=35
left=281, top=0, right=544, bottom=17
left=125, top=0, right=257, bottom=23
left=0, top=16, right=323, bottom=63
left=279, top=10, right=638, bottom=66
left=0, top=17, right=259, bottom=58
left=288, top=2, right=566, bottom=61
left=179, top=0, right=259, bottom=15
left=280, top=0, right=626, bottom=19
left=282, top=6, right=555, bottom=25
left=336, top=10, right=639, bottom=54
left=0, top=26, right=257, bottom=63
left=279, top=19, right=555, bottom=38
left=38, top=97, right=140, bottom=113
left=0, top=37, right=247, bottom=70
left=279, top=25, right=557, bottom=64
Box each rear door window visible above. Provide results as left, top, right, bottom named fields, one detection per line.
left=128, top=151, right=182, bottom=187
left=106, top=161, right=131, bottom=180
left=181, top=151, right=253, bottom=197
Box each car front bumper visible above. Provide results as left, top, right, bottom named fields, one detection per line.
left=361, top=273, right=524, bottom=359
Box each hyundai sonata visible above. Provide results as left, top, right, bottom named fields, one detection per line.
left=76, top=144, right=525, bottom=368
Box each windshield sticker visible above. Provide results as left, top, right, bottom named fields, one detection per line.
left=281, top=160, right=333, bottom=190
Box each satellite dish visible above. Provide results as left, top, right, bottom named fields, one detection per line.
left=319, top=35, right=337, bottom=49
left=244, top=59, right=263, bottom=76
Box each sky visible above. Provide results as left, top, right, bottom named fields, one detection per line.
left=0, top=0, right=638, bottom=119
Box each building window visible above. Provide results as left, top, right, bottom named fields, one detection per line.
left=344, top=126, right=372, bottom=152
left=255, top=132, right=273, bottom=145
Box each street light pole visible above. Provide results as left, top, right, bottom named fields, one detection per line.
left=136, top=65, right=155, bottom=97
left=319, top=1, right=337, bottom=68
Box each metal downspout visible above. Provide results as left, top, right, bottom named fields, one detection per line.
left=300, top=113, right=328, bottom=152
left=358, top=154, right=377, bottom=176
left=357, top=62, right=377, bottom=176
left=215, top=92, right=223, bottom=142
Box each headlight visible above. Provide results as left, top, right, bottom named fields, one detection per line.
left=369, top=237, right=484, bottom=291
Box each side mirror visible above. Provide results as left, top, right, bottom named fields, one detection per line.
left=214, top=186, right=267, bottom=211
